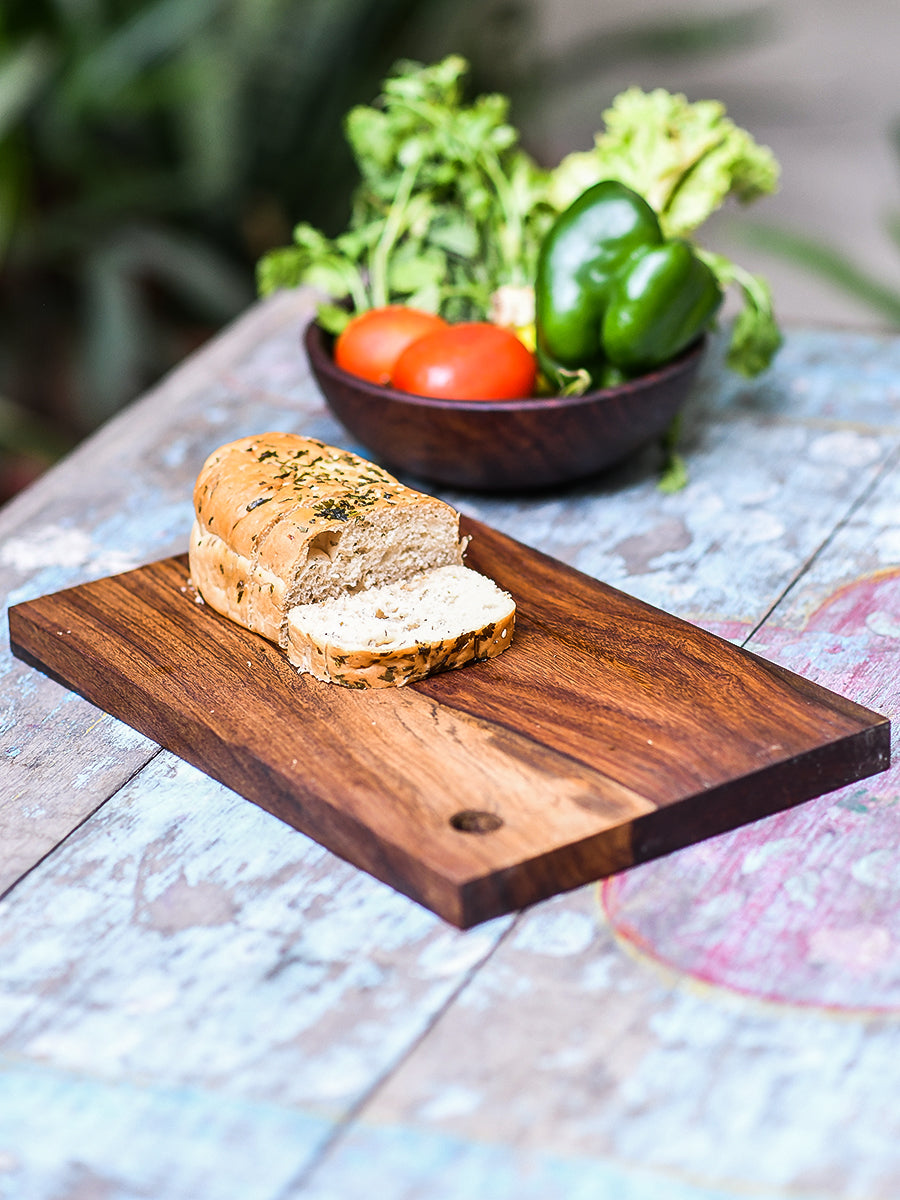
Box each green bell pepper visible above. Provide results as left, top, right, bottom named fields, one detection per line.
left=535, top=179, right=723, bottom=378
left=603, top=238, right=723, bottom=372
left=535, top=179, right=662, bottom=368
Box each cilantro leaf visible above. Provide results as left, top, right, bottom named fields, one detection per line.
left=257, top=55, right=554, bottom=325
left=657, top=412, right=690, bottom=493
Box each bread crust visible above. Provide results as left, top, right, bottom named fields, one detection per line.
left=193, top=432, right=457, bottom=559
left=189, top=520, right=286, bottom=643
left=284, top=609, right=516, bottom=688
left=189, top=433, right=463, bottom=641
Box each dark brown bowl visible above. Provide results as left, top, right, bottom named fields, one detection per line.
left=304, top=320, right=706, bottom=492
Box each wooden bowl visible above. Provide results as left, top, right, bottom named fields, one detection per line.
left=304, top=320, right=706, bottom=492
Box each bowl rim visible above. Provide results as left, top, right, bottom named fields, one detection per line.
left=303, top=318, right=706, bottom=414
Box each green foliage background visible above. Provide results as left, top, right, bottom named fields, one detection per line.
left=0, top=0, right=533, bottom=498
left=0, top=0, right=784, bottom=501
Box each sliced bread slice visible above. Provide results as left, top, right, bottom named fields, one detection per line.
left=284, top=563, right=516, bottom=688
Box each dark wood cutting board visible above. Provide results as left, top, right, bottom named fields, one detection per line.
left=8, top=517, right=891, bottom=927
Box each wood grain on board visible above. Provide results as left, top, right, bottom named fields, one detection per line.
left=8, top=517, right=890, bottom=927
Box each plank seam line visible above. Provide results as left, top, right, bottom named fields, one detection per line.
left=0, top=746, right=165, bottom=906
left=274, top=912, right=524, bottom=1199
left=709, top=409, right=900, bottom=435
left=742, top=441, right=900, bottom=647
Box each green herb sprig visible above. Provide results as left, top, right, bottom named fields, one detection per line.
left=258, top=55, right=555, bottom=332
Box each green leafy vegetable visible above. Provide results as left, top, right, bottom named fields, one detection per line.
left=257, top=59, right=782, bottom=378
left=549, top=87, right=780, bottom=235
left=258, top=55, right=555, bottom=332
left=657, top=412, right=690, bottom=494
left=549, top=87, right=781, bottom=378
left=697, top=250, right=782, bottom=378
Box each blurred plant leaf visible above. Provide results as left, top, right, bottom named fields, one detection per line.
left=0, top=38, right=54, bottom=138
left=171, top=35, right=241, bottom=204
left=0, top=139, right=24, bottom=256
left=79, top=224, right=253, bottom=421
left=80, top=243, right=148, bottom=424
left=511, top=6, right=775, bottom=107
left=0, top=393, right=73, bottom=461
left=63, top=0, right=225, bottom=106
left=738, top=220, right=900, bottom=326
left=119, top=225, right=254, bottom=319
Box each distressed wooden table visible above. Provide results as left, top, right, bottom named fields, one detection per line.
left=1, top=289, right=899, bottom=1200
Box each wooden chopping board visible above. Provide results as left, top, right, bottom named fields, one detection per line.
left=8, top=517, right=890, bottom=928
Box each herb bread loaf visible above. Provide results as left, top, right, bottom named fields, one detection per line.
left=188, top=432, right=515, bottom=687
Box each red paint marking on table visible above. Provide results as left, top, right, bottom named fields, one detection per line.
left=599, top=569, right=899, bottom=1013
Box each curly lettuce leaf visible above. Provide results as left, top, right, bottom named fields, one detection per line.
left=550, top=87, right=779, bottom=239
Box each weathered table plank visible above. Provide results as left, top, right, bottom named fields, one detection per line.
left=298, top=888, right=900, bottom=1200
left=0, top=752, right=514, bottom=1199
left=1, top=302, right=899, bottom=1199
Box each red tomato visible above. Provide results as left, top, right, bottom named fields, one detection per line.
left=391, top=323, right=537, bottom=400
left=334, top=306, right=446, bottom=385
